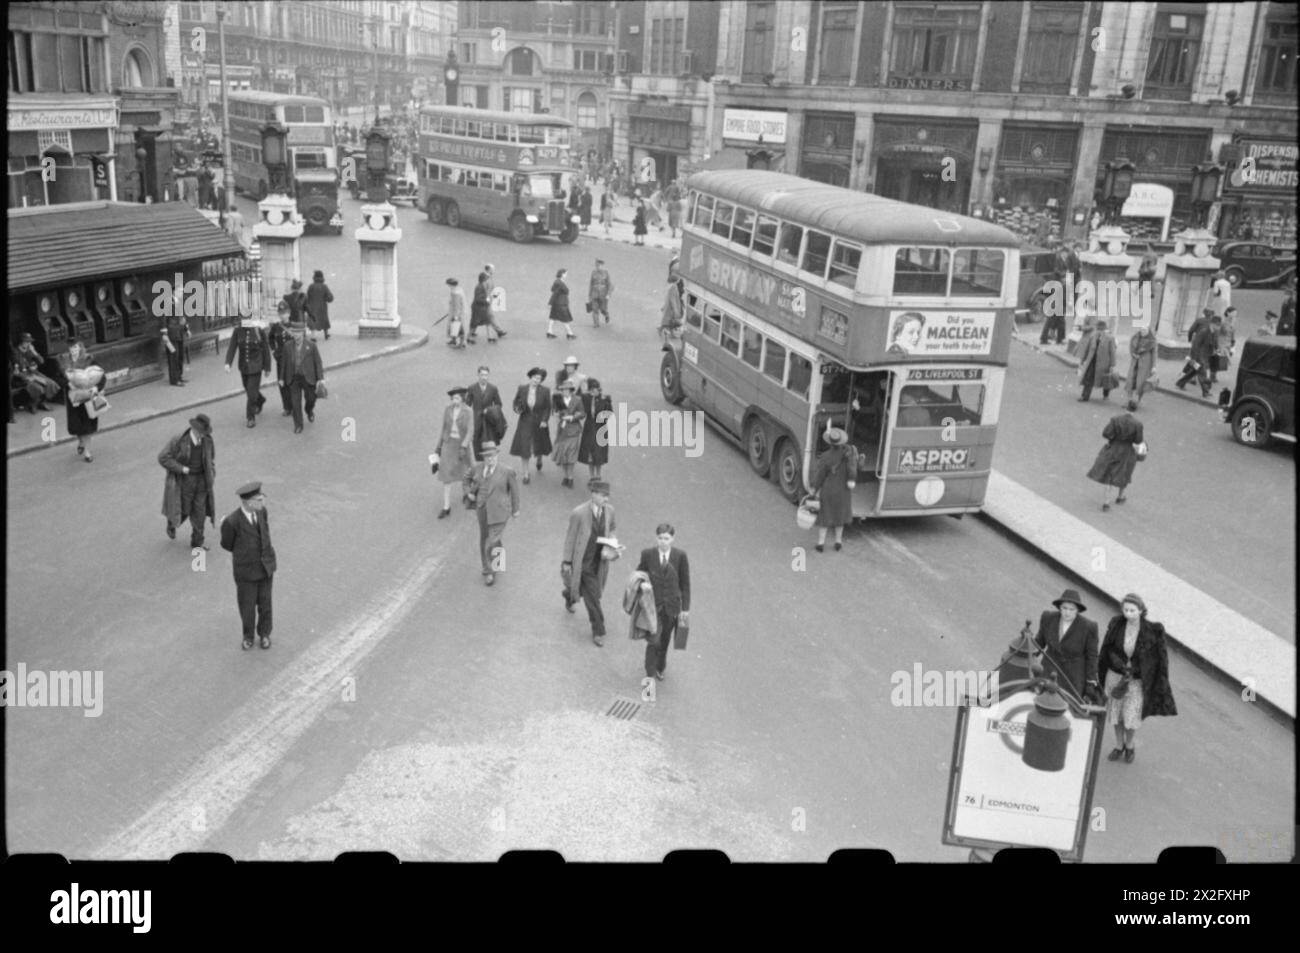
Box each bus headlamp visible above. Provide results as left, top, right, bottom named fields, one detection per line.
left=525, top=214, right=539, bottom=223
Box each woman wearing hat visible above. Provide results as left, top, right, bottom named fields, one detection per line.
left=1087, top=406, right=1144, bottom=511
left=305, top=270, right=334, bottom=340
left=59, top=340, right=104, bottom=462
left=809, top=425, right=858, bottom=552
left=578, top=377, right=612, bottom=481
left=1033, top=589, right=1101, bottom=705
left=546, top=268, right=576, bottom=340
left=281, top=279, right=309, bottom=327
left=551, top=377, right=587, bottom=488
left=469, top=271, right=495, bottom=344
left=510, top=368, right=552, bottom=483
left=1098, top=593, right=1177, bottom=763
left=434, top=386, right=475, bottom=518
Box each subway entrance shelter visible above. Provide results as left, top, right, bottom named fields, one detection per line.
left=7, top=201, right=245, bottom=391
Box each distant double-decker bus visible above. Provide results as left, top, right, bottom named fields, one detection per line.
left=416, top=105, right=580, bottom=243
left=220, top=91, right=338, bottom=208
left=661, top=170, right=1020, bottom=518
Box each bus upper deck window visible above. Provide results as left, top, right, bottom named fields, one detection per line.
left=777, top=223, right=803, bottom=266
left=828, top=241, right=862, bottom=288
left=802, top=231, right=832, bottom=280
left=951, top=248, right=1006, bottom=297
left=466, top=121, right=481, bottom=138
left=712, top=202, right=735, bottom=241
left=893, top=247, right=949, bottom=296
left=305, top=106, right=324, bottom=123
left=753, top=215, right=778, bottom=257
left=694, top=194, right=715, bottom=230
left=283, top=106, right=304, bottom=123
left=731, top=208, right=756, bottom=249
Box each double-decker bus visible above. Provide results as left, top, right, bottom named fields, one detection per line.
left=415, top=105, right=581, bottom=243
left=661, top=170, right=1020, bottom=518
left=219, top=92, right=340, bottom=229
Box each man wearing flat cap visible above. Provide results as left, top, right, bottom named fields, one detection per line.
left=462, top=441, right=520, bottom=586
left=562, top=479, right=617, bottom=645
left=220, top=482, right=277, bottom=650
left=279, top=321, right=325, bottom=434
left=159, top=413, right=216, bottom=551
left=1033, top=588, right=1101, bottom=704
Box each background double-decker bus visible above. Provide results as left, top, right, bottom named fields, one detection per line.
left=661, top=170, right=1020, bottom=518
left=219, top=91, right=340, bottom=229
left=416, top=105, right=581, bottom=243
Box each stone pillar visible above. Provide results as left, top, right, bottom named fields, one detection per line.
left=355, top=202, right=402, bottom=338
left=1154, top=228, right=1220, bottom=360
left=253, top=193, right=304, bottom=319
left=1067, top=225, right=1132, bottom=355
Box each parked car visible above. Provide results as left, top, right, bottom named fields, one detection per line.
left=1217, top=335, right=1296, bottom=448
left=1212, top=241, right=1296, bottom=289
left=1015, top=246, right=1060, bottom=323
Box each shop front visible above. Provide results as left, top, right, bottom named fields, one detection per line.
left=1218, top=138, right=1298, bottom=248
left=627, top=103, right=693, bottom=193
left=990, top=125, right=1081, bottom=245
left=1097, top=126, right=1211, bottom=242
left=7, top=95, right=118, bottom=209
left=799, top=112, right=855, bottom=188
left=872, top=118, right=977, bottom=213
left=714, top=107, right=788, bottom=174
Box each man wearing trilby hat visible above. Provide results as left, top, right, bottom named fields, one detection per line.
left=1033, top=588, right=1101, bottom=704
left=159, top=413, right=216, bottom=551
left=462, top=440, right=520, bottom=586
left=220, top=482, right=277, bottom=650
left=561, top=479, right=618, bottom=645
left=279, top=318, right=325, bottom=434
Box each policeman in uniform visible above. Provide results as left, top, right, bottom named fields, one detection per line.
left=219, top=482, right=277, bottom=650
left=224, top=318, right=273, bottom=427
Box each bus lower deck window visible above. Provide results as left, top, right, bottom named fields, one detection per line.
left=720, top=315, right=741, bottom=355
left=762, top=341, right=786, bottom=381
left=742, top=327, right=763, bottom=368
left=786, top=354, right=812, bottom=400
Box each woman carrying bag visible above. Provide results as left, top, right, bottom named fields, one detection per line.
left=809, top=426, right=858, bottom=553
left=1098, top=593, right=1177, bottom=764
left=433, top=386, right=475, bottom=519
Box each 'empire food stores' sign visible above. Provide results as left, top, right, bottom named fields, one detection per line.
left=722, top=109, right=787, bottom=145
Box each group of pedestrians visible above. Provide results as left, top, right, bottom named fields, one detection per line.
left=224, top=288, right=327, bottom=434
left=444, top=264, right=507, bottom=347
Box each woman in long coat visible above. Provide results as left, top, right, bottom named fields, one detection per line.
left=546, top=268, right=576, bottom=340
left=551, top=378, right=587, bottom=488
left=1087, top=408, right=1143, bottom=511
left=1077, top=318, right=1117, bottom=401
left=59, top=340, right=104, bottom=462
left=304, top=270, right=334, bottom=339
left=470, top=271, right=493, bottom=344
left=632, top=200, right=648, bottom=245
left=1124, top=327, right=1157, bottom=410
left=578, top=187, right=593, bottom=230
left=810, top=427, right=858, bottom=553
left=578, top=377, right=612, bottom=480
left=435, top=387, right=475, bottom=519
left=1098, top=592, right=1177, bottom=764
left=509, top=367, right=552, bottom=483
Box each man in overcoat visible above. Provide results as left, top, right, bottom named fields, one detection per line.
left=562, top=480, right=616, bottom=645
left=463, top=441, right=520, bottom=586
left=465, top=366, right=503, bottom=458
left=160, top=413, right=216, bottom=550
left=1033, top=588, right=1101, bottom=704
left=1176, top=315, right=1220, bottom=397
left=219, top=482, right=277, bottom=650
left=636, top=524, right=691, bottom=683
left=279, top=323, right=325, bottom=433
left=224, top=318, right=273, bottom=427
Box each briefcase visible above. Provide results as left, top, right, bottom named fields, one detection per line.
left=673, top=622, right=689, bottom=650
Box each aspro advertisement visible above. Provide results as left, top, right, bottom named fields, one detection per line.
left=887, top=310, right=995, bottom=357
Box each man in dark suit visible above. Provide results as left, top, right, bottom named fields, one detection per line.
left=268, top=304, right=293, bottom=415
left=219, top=481, right=277, bottom=650
left=465, top=365, right=503, bottom=458
left=562, top=480, right=616, bottom=645
left=1033, top=588, right=1100, bottom=704
left=279, top=322, right=325, bottom=433
left=224, top=319, right=273, bottom=427
left=159, top=413, right=216, bottom=550
left=463, top=441, right=520, bottom=586
left=636, top=523, right=691, bottom=684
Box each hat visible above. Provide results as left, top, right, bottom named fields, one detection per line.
left=595, top=258, right=604, bottom=264
left=237, top=481, right=263, bottom=499
left=289, top=321, right=308, bottom=332
left=585, top=377, right=601, bottom=391
left=563, top=355, right=579, bottom=367
left=526, top=366, right=547, bottom=381
left=313, top=270, right=324, bottom=281
left=291, top=279, right=303, bottom=290
left=824, top=427, right=848, bottom=446
left=446, top=277, right=459, bottom=286
left=480, top=441, right=499, bottom=455
left=557, top=378, right=577, bottom=391
left=588, top=479, right=610, bottom=494
left=1052, top=589, right=1087, bottom=613
left=447, top=386, right=468, bottom=398
left=189, top=413, right=212, bottom=434
left=1121, top=592, right=1148, bottom=614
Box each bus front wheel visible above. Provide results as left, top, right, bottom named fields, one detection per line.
left=427, top=200, right=444, bottom=224
left=774, top=438, right=805, bottom=502
left=559, top=222, right=579, bottom=244
left=745, top=417, right=771, bottom=478
left=660, top=351, right=684, bottom=405
left=509, top=214, right=533, bottom=243
left=445, top=202, right=461, bottom=228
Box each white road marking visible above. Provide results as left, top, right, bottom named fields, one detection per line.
left=90, top=551, right=450, bottom=859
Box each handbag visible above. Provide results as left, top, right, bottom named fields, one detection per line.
left=1109, top=675, right=1131, bottom=699
left=84, top=393, right=110, bottom=419
left=429, top=452, right=440, bottom=475
left=315, top=380, right=328, bottom=399
left=1134, top=440, right=1148, bottom=461
left=796, top=495, right=820, bottom=531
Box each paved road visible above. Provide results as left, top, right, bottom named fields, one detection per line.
left=5, top=203, right=1292, bottom=862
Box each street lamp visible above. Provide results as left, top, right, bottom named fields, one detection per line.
left=1100, top=157, right=1135, bottom=226
left=364, top=125, right=392, bottom=204
left=1189, top=162, right=1223, bottom=229
left=444, top=50, right=460, bottom=107
left=215, top=1, right=235, bottom=227
left=260, top=122, right=290, bottom=196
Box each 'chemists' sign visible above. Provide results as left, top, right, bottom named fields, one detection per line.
left=1225, top=140, right=1299, bottom=192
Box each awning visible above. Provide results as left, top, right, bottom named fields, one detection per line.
left=7, top=201, right=245, bottom=293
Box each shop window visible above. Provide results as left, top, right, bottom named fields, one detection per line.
left=777, top=223, right=804, bottom=266
left=720, top=314, right=742, bottom=355
left=753, top=215, right=778, bottom=257
left=575, top=92, right=598, bottom=129
left=762, top=340, right=786, bottom=382
left=732, top=207, right=756, bottom=249
left=1256, top=13, right=1298, bottom=101
left=817, top=2, right=858, bottom=85
left=786, top=353, right=813, bottom=401
left=1145, top=11, right=1203, bottom=99
left=712, top=201, right=735, bottom=241
left=893, top=247, right=950, bottom=296
left=951, top=249, right=1005, bottom=297
left=1021, top=4, right=1082, bottom=89
left=802, top=230, right=832, bottom=279
left=742, top=326, right=763, bottom=368
left=828, top=241, right=862, bottom=288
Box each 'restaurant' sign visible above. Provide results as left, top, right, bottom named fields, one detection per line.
left=721, top=109, right=787, bottom=145
left=9, top=106, right=117, bottom=131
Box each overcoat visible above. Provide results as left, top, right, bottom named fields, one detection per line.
left=562, top=500, right=617, bottom=603
left=811, top=445, right=858, bottom=527
left=159, top=428, right=216, bottom=528
left=549, top=278, right=573, bottom=323
left=551, top=392, right=586, bottom=464
left=1098, top=615, right=1178, bottom=719
left=304, top=280, right=334, bottom=331
left=1087, top=412, right=1143, bottom=488
left=509, top=383, right=553, bottom=458
left=219, top=507, right=277, bottom=581
left=622, top=570, right=658, bottom=641
left=1078, top=329, right=1117, bottom=384
left=578, top=393, right=612, bottom=466
left=1034, top=609, right=1100, bottom=701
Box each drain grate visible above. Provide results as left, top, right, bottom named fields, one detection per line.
left=604, top=696, right=642, bottom=720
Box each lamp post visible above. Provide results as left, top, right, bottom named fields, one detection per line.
left=444, top=50, right=460, bottom=108
left=1189, top=162, right=1223, bottom=230
left=216, top=2, right=235, bottom=227
left=1100, top=157, right=1135, bottom=227
left=260, top=122, right=290, bottom=196
left=364, top=124, right=392, bottom=204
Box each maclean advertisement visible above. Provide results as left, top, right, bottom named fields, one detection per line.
left=887, top=310, right=994, bottom=357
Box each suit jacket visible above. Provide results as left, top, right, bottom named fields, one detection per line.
left=465, top=461, right=519, bottom=524
left=466, top=381, right=502, bottom=424
left=220, top=507, right=277, bottom=581
left=439, top=405, right=474, bottom=452
left=1034, top=610, right=1099, bottom=700
left=279, top=337, right=324, bottom=386
left=636, top=547, right=691, bottom=617
left=225, top=325, right=273, bottom=375
left=562, top=501, right=617, bottom=599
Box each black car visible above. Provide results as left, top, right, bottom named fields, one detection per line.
left=1212, top=241, right=1296, bottom=289
left=1217, top=335, right=1296, bottom=448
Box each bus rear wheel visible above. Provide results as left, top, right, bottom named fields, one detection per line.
left=445, top=201, right=461, bottom=228
left=660, top=351, right=684, bottom=405
left=745, top=416, right=771, bottom=478
left=559, top=222, right=579, bottom=243
left=427, top=200, right=444, bottom=224
left=509, top=214, right=534, bottom=243
left=774, top=438, right=805, bottom=502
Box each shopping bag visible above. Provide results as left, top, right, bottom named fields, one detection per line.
left=673, top=621, right=689, bottom=650
left=315, top=380, right=328, bottom=399
left=1134, top=440, right=1149, bottom=461
left=84, top=393, right=110, bottom=419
